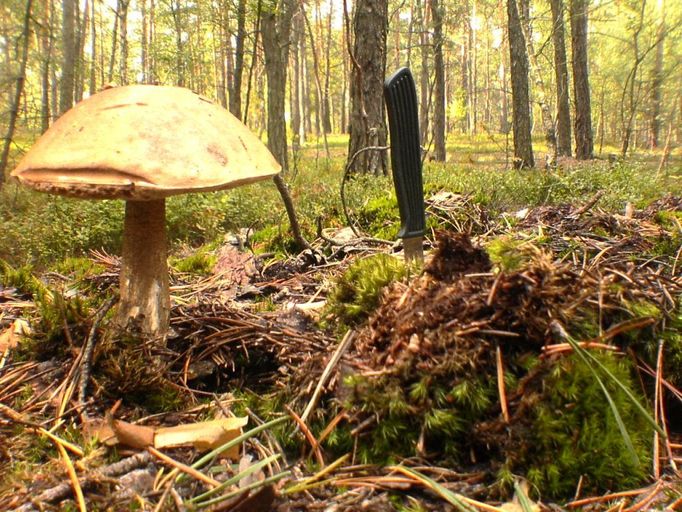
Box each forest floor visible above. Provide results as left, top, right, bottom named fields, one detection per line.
left=0, top=142, right=681, bottom=511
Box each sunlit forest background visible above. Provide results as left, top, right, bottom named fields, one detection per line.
left=2, top=0, right=681, bottom=175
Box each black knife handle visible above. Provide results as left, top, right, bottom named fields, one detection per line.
left=384, top=67, right=426, bottom=240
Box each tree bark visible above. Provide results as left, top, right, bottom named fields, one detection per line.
left=59, top=0, right=76, bottom=114
left=649, top=0, right=665, bottom=148
left=550, top=0, right=572, bottom=157
left=431, top=0, right=446, bottom=161
left=262, top=0, right=309, bottom=250
left=0, top=0, right=33, bottom=184
left=517, top=0, right=556, bottom=158
left=416, top=0, right=430, bottom=146
left=40, top=0, right=53, bottom=133
left=570, top=0, right=593, bottom=159
left=346, top=0, right=389, bottom=175
left=506, top=0, right=534, bottom=168
left=229, top=0, right=247, bottom=118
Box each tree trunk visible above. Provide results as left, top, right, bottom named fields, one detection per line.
left=261, top=0, right=309, bottom=250
left=0, top=0, right=33, bottom=184
left=229, top=0, right=247, bottom=118
left=74, top=0, right=88, bottom=101
left=649, top=1, right=665, bottom=148
left=417, top=0, right=430, bottom=146
left=570, top=0, right=593, bottom=159
left=322, top=1, right=333, bottom=134
left=40, top=0, right=53, bottom=133
left=242, top=0, right=262, bottom=124
left=170, top=0, right=185, bottom=87
left=517, top=0, right=556, bottom=158
left=261, top=0, right=295, bottom=170
left=119, top=0, right=130, bottom=84
left=302, top=6, right=330, bottom=157
left=89, top=0, right=97, bottom=93
left=290, top=10, right=304, bottom=150
left=59, top=0, right=76, bottom=114
left=431, top=0, right=446, bottom=161
left=346, top=0, right=389, bottom=175
left=107, top=0, right=119, bottom=83
left=550, top=0, right=572, bottom=157
left=506, top=0, right=534, bottom=168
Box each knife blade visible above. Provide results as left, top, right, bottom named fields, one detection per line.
left=383, top=67, right=426, bottom=263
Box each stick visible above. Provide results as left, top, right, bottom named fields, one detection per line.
left=14, top=452, right=154, bottom=511
left=147, top=446, right=220, bottom=489
left=78, top=296, right=118, bottom=415
left=286, top=406, right=325, bottom=467
left=496, top=346, right=509, bottom=423
left=54, top=441, right=86, bottom=512
left=571, top=190, right=605, bottom=218
left=301, top=330, right=356, bottom=423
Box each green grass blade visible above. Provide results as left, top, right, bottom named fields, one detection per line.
left=177, top=416, right=288, bottom=484
left=390, top=466, right=482, bottom=512
left=192, top=470, right=291, bottom=509
left=566, top=335, right=664, bottom=437
left=188, top=453, right=281, bottom=504
left=513, top=481, right=535, bottom=512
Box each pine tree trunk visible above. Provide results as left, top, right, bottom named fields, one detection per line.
left=506, top=0, right=534, bottom=168
left=0, top=0, right=33, bottom=184
left=570, top=0, right=593, bottom=159
left=649, top=3, right=665, bottom=148
left=59, top=0, right=76, bottom=114
left=229, top=0, right=247, bottom=118
left=518, top=0, right=556, bottom=158
left=431, top=0, right=446, bottom=161
left=550, top=0, right=572, bottom=157
left=346, top=0, right=389, bottom=175
left=40, top=0, right=53, bottom=133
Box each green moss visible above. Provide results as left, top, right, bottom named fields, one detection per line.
left=518, top=353, right=651, bottom=498
left=322, top=253, right=409, bottom=330
left=171, top=249, right=217, bottom=276
left=486, top=236, right=531, bottom=272
left=0, top=260, right=93, bottom=358
left=52, top=257, right=105, bottom=279
left=250, top=224, right=300, bottom=255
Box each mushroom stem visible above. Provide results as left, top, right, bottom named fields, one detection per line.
left=117, top=199, right=170, bottom=336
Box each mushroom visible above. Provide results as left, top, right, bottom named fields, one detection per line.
left=11, top=85, right=280, bottom=336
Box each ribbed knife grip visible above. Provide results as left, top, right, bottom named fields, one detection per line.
left=384, top=67, right=426, bottom=240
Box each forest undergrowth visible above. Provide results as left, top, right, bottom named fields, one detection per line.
left=0, top=145, right=681, bottom=511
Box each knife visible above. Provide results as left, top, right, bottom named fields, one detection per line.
left=384, top=67, right=426, bottom=263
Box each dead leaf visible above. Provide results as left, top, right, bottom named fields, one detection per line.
left=0, top=319, right=30, bottom=353
left=155, top=417, right=248, bottom=455
left=111, top=418, right=155, bottom=449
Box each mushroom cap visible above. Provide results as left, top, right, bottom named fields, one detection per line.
left=11, top=85, right=281, bottom=200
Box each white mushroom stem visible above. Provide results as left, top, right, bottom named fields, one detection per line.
left=117, top=199, right=170, bottom=336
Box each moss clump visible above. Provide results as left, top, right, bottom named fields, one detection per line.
left=323, top=253, right=409, bottom=331
left=0, top=260, right=93, bottom=358
left=357, top=194, right=401, bottom=240
left=94, top=333, right=185, bottom=412
left=510, top=353, right=651, bottom=498
left=171, top=249, right=217, bottom=276
left=486, top=236, right=536, bottom=272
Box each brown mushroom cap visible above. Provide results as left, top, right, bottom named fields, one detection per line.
left=11, top=85, right=281, bottom=200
